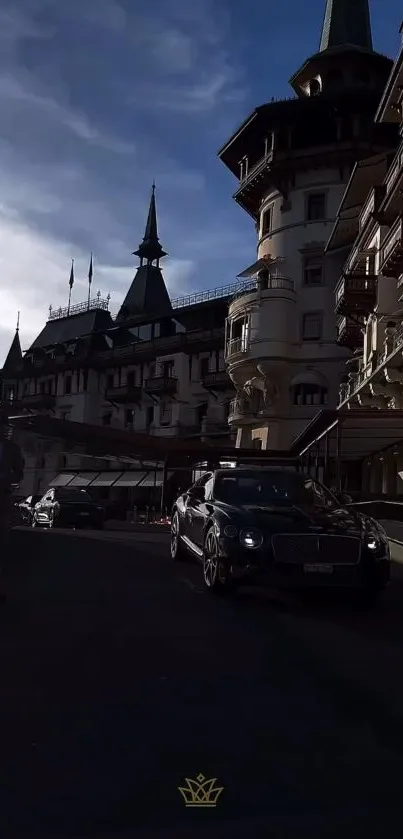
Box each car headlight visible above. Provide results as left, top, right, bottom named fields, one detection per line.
left=239, top=528, right=263, bottom=549
left=365, top=534, right=387, bottom=556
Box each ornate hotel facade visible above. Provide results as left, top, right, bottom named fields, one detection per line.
left=1, top=0, right=402, bottom=503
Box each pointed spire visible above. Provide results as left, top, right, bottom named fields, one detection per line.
left=319, top=0, right=373, bottom=53
left=2, top=318, right=22, bottom=371
left=133, top=183, right=167, bottom=264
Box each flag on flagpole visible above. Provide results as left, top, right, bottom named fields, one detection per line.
left=88, top=253, right=93, bottom=285
left=69, top=259, right=74, bottom=289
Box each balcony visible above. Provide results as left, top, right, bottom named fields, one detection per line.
left=358, top=185, right=387, bottom=232
left=20, top=393, right=56, bottom=411
left=144, top=376, right=177, bottom=395
left=336, top=317, right=364, bottom=350
left=228, top=393, right=266, bottom=426
left=379, top=217, right=403, bottom=277
left=105, top=384, right=142, bottom=404
left=225, top=337, right=249, bottom=361
left=335, top=273, right=377, bottom=316
left=233, top=151, right=274, bottom=206
left=202, top=370, right=233, bottom=390
left=378, top=140, right=403, bottom=222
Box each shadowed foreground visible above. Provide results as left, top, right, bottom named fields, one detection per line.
left=1, top=530, right=403, bottom=837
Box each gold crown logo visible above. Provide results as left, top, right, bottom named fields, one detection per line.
left=178, top=773, right=224, bottom=808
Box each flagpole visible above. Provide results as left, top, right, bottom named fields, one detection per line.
left=67, top=258, right=74, bottom=315
left=87, top=252, right=93, bottom=311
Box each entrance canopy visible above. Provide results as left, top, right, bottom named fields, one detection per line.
left=291, top=408, right=403, bottom=460
left=9, top=414, right=297, bottom=468
left=49, top=470, right=168, bottom=488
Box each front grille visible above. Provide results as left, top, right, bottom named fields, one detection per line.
left=272, top=534, right=361, bottom=565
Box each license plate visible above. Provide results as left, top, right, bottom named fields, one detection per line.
left=80, top=512, right=90, bottom=517
left=303, top=564, right=334, bottom=575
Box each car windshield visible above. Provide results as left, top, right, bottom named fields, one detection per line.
left=213, top=471, right=335, bottom=508
left=56, top=489, right=92, bottom=502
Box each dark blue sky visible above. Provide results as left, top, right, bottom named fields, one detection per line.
left=0, top=0, right=401, bottom=357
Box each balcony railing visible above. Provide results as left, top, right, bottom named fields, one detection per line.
left=335, top=274, right=377, bottom=316
left=234, top=152, right=274, bottom=198
left=21, top=393, right=56, bottom=410
left=48, top=296, right=110, bottom=321
left=382, top=140, right=403, bottom=203
left=225, top=338, right=249, bottom=359
left=336, top=316, right=364, bottom=349
left=144, top=376, right=178, bottom=395
left=358, top=185, right=387, bottom=232
left=229, top=276, right=295, bottom=308
left=202, top=370, right=233, bottom=389
left=379, top=217, right=403, bottom=277
left=105, top=385, right=142, bottom=404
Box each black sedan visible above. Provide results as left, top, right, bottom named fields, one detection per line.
left=170, top=468, right=390, bottom=597
left=32, top=487, right=105, bottom=529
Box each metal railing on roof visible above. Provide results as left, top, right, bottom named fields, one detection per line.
left=48, top=296, right=110, bottom=321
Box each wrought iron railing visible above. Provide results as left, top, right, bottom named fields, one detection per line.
left=48, top=295, right=110, bottom=321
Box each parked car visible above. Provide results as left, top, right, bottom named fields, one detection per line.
left=16, top=494, right=41, bottom=526
left=170, top=468, right=390, bottom=598
left=32, top=487, right=105, bottom=529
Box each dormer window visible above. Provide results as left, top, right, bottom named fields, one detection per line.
left=309, top=78, right=321, bottom=97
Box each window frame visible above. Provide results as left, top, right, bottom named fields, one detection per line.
left=305, top=192, right=326, bottom=222
left=303, top=253, right=324, bottom=286
left=261, top=204, right=273, bottom=237
left=301, top=311, right=323, bottom=342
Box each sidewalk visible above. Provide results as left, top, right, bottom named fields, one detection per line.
left=104, top=519, right=170, bottom=533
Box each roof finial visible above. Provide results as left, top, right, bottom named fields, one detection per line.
left=16, top=311, right=20, bottom=333
left=133, top=183, right=167, bottom=264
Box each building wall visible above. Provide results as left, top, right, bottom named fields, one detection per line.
left=7, top=337, right=235, bottom=498
left=226, top=166, right=350, bottom=449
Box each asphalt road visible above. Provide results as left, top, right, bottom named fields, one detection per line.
left=2, top=531, right=403, bottom=838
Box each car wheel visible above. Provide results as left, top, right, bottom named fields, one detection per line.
left=171, top=511, right=186, bottom=561
left=203, top=526, right=232, bottom=594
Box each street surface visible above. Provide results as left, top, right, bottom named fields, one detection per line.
left=2, top=529, right=403, bottom=837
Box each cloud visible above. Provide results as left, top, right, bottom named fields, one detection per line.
left=0, top=0, right=254, bottom=366
left=0, top=74, right=136, bottom=154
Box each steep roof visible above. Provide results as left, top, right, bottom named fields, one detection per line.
left=116, top=264, right=172, bottom=321
left=2, top=328, right=22, bottom=371
left=29, top=308, right=114, bottom=351
left=319, top=0, right=373, bottom=53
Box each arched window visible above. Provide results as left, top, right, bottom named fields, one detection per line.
left=309, top=77, right=321, bottom=97
left=290, top=371, right=328, bottom=407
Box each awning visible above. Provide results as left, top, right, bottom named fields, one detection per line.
left=114, top=472, right=148, bottom=487
left=292, top=409, right=403, bottom=461
left=138, top=471, right=163, bottom=487
left=68, top=472, right=99, bottom=487
left=290, top=370, right=327, bottom=388
left=237, top=256, right=283, bottom=278
left=50, top=473, right=76, bottom=487
left=89, top=471, right=123, bottom=486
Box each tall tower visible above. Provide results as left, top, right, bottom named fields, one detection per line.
left=117, top=184, right=172, bottom=322
left=218, top=0, right=394, bottom=450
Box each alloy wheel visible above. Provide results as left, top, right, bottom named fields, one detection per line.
left=203, top=529, right=220, bottom=588
left=171, top=512, right=180, bottom=559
